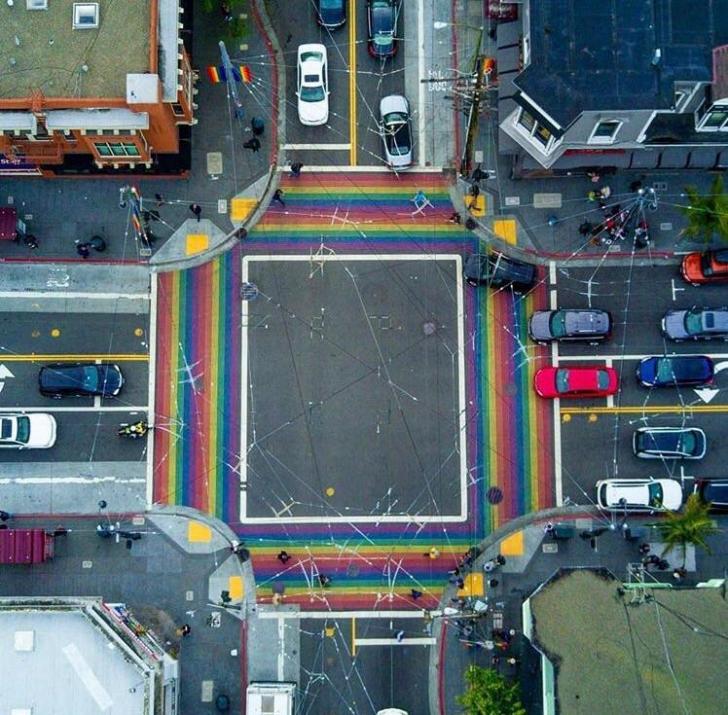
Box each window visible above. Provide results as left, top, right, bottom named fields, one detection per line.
left=172, top=103, right=186, bottom=117
left=589, top=120, right=622, bottom=144
left=515, top=108, right=557, bottom=153
left=27, top=0, right=48, bottom=9
left=73, top=3, right=99, bottom=29
left=696, top=102, right=728, bottom=131
left=93, top=141, right=140, bottom=158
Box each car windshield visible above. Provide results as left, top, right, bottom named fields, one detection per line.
left=684, top=311, right=704, bottom=334
left=648, top=483, right=664, bottom=508
left=655, top=359, right=678, bottom=382
left=678, top=432, right=696, bottom=452
left=548, top=312, right=567, bottom=338
left=300, top=84, right=325, bottom=102
left=15, top=416, right=30, bottom=443
left=596, top=370, right=610, bottom=389
left=320, top=0, right=341, bottom=7
left=555, top=370, right=570, bottom=392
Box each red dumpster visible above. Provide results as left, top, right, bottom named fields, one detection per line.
left=0, top=206, right=18, bottom=241
left=0, top=529, right=54, bottom=564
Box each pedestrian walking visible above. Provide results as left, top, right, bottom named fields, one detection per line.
left=427, top=546, right=440, bottom=560
left=0, top=510, right=11, bottom=522
left=410, top=589, right=423, bottom=600
left=495, top=555, right=506, bottom=566
left=447, top=566, right=460, bottom=576
left=154, top=193, right=165, bottom=207
left=318, top=574, right=332, bottom=588
left=395, top=630, right=405, bottom=643
left=672, top=566, right=687, bottom=580
left=487, top=578, right=499, bottom=588
left=221, top=1, right=233, bottom=21
left=277, top=550, right=291, bottom=564
left=251, top=117, right=265, bottom=136
left=75, top=241, right=90, bottom=259
left=638, top=543, right=651, bottom=556
left=189, top=203, right=202, bottom=221
left=272, top=189, right=285, bottom=207
left=53, top=526, right=68, bottom=537
left=23, top=234, right=39, bottom=249
left=447, top=212, right=462, bottom=224
left=243, top=137, right=261, bottom=152
left=290, top=161, right=304, bottom=177
left=177, top=624, right=191, bottom=637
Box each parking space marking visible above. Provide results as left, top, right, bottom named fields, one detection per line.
left=0, top=354, right=148, bottom=362
left=670, top=278, right=687, bottom=302
left=417, top=0, right=426, bottom=166
left=549, top=261, right=556, bottom=286
left=349, top=0, right=357, bottom=166
left=558, top=352, right=728, bottom=362
left=0, top=405, right=148, bottom=413
left=257, top=610, right=425, bottom=619
left=147, top=273, right=158, bottom=509
left=354, top=637, right=436, bottom=646
left=283, top=143, right=352, bottom=151
left=0, top=291, right=150, bottom=300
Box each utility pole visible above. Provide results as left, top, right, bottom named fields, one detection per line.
left=460, top=42, right=490, bottom=178
left=218, top=41, right=244, bottom=121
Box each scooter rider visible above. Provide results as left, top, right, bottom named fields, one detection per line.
left=118, top=421, right=149, bottom=438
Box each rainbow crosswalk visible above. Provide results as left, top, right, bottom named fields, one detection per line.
left=152, top=171, right=553, bottom=609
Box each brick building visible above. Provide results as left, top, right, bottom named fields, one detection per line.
left=0, top=0, right=195, bottom=176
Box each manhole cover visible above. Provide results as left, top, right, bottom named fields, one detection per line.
left=240, top=282, right=259, bottom=300
left=487, top=487, right=503, bottom=504
left=423, top=321, right=436, bottom=336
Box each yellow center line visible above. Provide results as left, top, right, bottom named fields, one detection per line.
left=561, top=404, right=728, bottom=414
left=349, top=0, right=357, bottom=166
left=0, top=354, right=149, bottom=362
left=351, top=617, right=357, bottom=657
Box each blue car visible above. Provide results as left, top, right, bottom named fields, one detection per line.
left=636, top=355, right=714, bottom=388
left=316, top=0, right=346, bottom=29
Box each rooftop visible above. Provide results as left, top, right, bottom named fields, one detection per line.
left=529, top=569, right=728, bottom=715
left=516, top=0, right=728, bottom=128
left=0, top=0, right=151, bottom=100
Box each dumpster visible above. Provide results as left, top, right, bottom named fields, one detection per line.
left=0, top=206, right=18, bottom=241
left=0, top=528, right=54, bottom=564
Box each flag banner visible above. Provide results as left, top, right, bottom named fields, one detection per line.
left=207, top=66, right=221, bottom=84
left=240, top=65, right=253, bottom=84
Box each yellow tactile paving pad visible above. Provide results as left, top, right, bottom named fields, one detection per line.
left=499, top=530, right=524, bottom=556
left=187, top=520, right=212, bottom=543
left=186, top=233, right=209, bottom=255
left=230, top=197, right=256, bottom=222
left=228, top=575, right=244, bottom=601
left=464, top=194, right=486, bottom=217
left=493, top=218, right=517, bottom=245
left=457, top=572, right=484, bottom=598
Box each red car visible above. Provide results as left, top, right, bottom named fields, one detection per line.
left=681, top=249, right=728, bottom=285
left=534, top=366, right=618, bottom=399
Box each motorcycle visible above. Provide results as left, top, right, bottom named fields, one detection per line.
left=118, top=421, right=149, bottom=439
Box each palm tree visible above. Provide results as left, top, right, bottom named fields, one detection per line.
left=679, top=175, right=728, bottom=244
left=650, top=493, right=719, bottom=566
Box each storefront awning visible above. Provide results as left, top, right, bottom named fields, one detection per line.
left=45, top=109, right=149, bottom=131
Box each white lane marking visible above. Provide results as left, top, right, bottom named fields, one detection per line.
left=551, top=263, right=563, bottom=505
left=670, top=278, right=686, bottom=302
left=355, top=637, right=436, bottom=646
left=278, top=165, right=443, bottom=173
left=257, top=610, right=428, bottom=619
left=694, top=387, right=719, bottom=403
left=146, top=272, right=158, bottom=509
left=605, top=357, right=614, bottom=408
left=240, top=256, right=249, bottom=519
left=0, top=406, right=148, bottom=413
left=0, top=291, right=150, bottom=300
left=558, top=353, right=728, bottom=362
left=549, top=260, right=556, bottom=286
left=455, top=255, right=467, bottom=519
left=244, top=253, right=459, bottom=263
left=0, top=475, right=147, bottom=485
left=283, top=143, right=351, bottom=150
left=417, top=0, right=426, bottom=167
left=0, top=364, right=15, bottom=394
left=278, top=617, right=286, bottom=680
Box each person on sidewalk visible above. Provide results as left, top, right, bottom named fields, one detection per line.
left=0, top=510, right=11, bottom=521
left=189, top=203, right=202, bottom=221
left=75, top=241, right=90, bottom=259
left=23, top=234, right=39, bottom=249
left=154, top=193, right=165, bottom=207
left=177, top=624, right=191, bottom=637
left=290, top=161, right=303, bottom=177
left=243, top=137, right=261, bottom=152
left=447, top=212, right=462, bottom=224
left=272, top=189, right=285, bottom=207
left=251, top=117, right=265, bottom=136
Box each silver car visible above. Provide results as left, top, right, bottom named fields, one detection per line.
left=528, top=309, right=611, bottom=343
left=661, top=307, right=728, bottom=341
left=632, top=426, right=707, bottom=460
left=379, top=94, right=412, bottom=169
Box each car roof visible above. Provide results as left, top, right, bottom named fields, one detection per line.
left=698, top=480, right=728, bottom=504
left=562, top=309, right=610, bottom=333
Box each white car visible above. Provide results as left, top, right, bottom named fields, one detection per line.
left=379, top=94, right=413, bottom=169
left=297, top=44, right=329, bottom=126
left=0, top=413, right=56, bottom=449
left=596, top=478, right=683, bottom=513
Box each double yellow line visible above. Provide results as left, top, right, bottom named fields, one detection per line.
left=349, top=0, right=357, bottom=165
left=0, top=354, right=148, bottom=362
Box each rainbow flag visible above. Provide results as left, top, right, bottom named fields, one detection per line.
left=240, top=65, right=253, bottom=84
left=206, top=66, right=221, bottom=84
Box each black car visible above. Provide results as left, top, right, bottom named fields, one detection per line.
left=636, top=355, right=714, bottom=388
left=528, top=309, right=612, bottom=343
left=464, top=252, right=537, bottom=292
left=39, top=363, right=124, bottom=398
left=367, top=0, right=399, bottom=59
left=694, top=479, right=728, bottom=512
left=316, top=0, right=346, bottom=29
left=632, top=427, right=707, bottom=460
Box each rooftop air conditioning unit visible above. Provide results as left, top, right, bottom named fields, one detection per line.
left=27, top=0, right=48, bottom=9
left=73, top=2, right=99, bottom=29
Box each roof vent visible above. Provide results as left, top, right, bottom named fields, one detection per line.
left=26, top=0, right=48, bottom=9
left=73, top=2, right=99, bottom=29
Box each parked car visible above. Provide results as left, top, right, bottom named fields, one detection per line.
left=528, top=309, right=612, bottom=343
left=38, top=363, right=124, bottom=398
left=379, top=95, right=412, bottom=169
left=296, top=44, right=329, bottom=126
left=681, top=249, right=728, bottom=285
left=367, top=0, right=399, bottom=59
left=596, top=478, right=684, bottom=513
left=464, top=252, right=537, bottom=292
left=632, top=426, right=706, bottom=460
left=661, top=307, right=728, bottom=341
left=315, top=0, right=346, bottom=29
left=636, top=355, right=714, bottom=388
left=0, top=413, right=56, bottom=449
left=693, top=479, right=728, bottom=512
left=533, top=366, right=618, bottom=399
